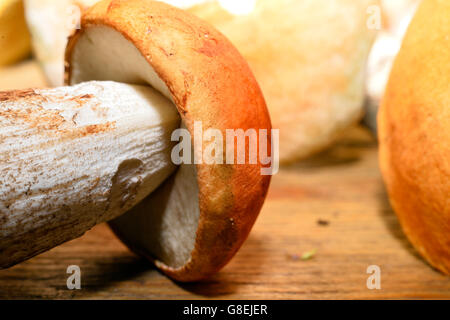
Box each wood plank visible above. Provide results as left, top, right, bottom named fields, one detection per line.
left=1, top=126, right=448, bottom=299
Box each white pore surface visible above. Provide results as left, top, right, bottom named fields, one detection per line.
left=70, top=26, right=200, bottom=268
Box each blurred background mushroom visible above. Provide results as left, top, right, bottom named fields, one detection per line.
left=0, top=0, right=423, bottom=160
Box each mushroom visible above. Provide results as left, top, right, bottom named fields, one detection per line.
left=378, top=0, right=450, bottom=275
left=23, top=0, right=98, bottom=86
left=364, top=0, right=422, bottom=133
left=188, top=0, right=379, bottom=163
left=0, top=0, right=31, bottom=67
left=0, top=0, right=272, bottom=282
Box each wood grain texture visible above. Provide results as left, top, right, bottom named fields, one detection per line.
left=1, top=126, right=449, bottom=299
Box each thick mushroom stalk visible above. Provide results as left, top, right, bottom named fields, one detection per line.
left=0, top=81, right=180, bottom=268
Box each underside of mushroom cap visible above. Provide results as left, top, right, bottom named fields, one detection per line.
left=66, top=0, right=272, bottom=281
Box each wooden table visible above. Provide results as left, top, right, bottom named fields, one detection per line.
left=1, top=122, right=449, bottom=299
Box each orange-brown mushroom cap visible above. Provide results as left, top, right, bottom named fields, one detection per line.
left=378, top=0, right=450, bottom=275
left=66, top=0, right=272, bottom=281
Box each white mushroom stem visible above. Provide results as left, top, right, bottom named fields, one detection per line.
left=0, top=81, right=180, bottom=268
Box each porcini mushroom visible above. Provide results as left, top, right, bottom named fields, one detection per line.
left=0, top=0, right=272, bottom=282
left=379, top=0, right=450, bottom=275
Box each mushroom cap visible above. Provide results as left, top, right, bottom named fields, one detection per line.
left=378, top=0, right=450, bottom=274
left=66, top=0, right=272, bottom=281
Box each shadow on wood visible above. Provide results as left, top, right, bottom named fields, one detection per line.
left=376, top=182, right=427, bottom=263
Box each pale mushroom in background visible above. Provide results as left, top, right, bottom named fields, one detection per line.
left=188, top=0, right=379, bottom=163
left=0, top=0, right=31, bottom=67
